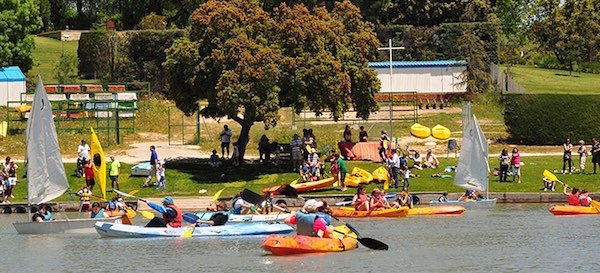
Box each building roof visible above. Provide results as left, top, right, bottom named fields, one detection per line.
left=0, top=66, right=26, bottom=82
left=369, top=60, right=467, bottom=68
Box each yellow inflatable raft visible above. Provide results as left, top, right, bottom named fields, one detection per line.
left=410, top=123, right=431, bottom=139
left=372, top=166, right=388, bottom=183
left=431, top=124, right=451, bottom=140
left=344, top=167, right=373, bottom=187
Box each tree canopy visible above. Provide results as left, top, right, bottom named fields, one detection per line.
left=0, top=0, right=42, bottom=72
left=164, top=0, right=380, bottom=159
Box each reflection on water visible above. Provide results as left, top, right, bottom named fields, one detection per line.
left=2, top=204, right=600, bottom=273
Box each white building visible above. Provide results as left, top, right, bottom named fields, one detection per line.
left=369, top=60, right=467, bottom=94
left=0, top=66, right=26, bottom=106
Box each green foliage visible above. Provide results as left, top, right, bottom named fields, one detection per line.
left=505, top=65, right=600, bottom=94
left=0, top=0, right=42, bottom=72
left=53, top=53, right=78, bottom=84
left=29, top=36, right=79, bottom=83
left=504, top=94, right=600, bottom=144
left=458, top=28, right=491, bottom=96
left=165, top=0, right=380, bottom=159
left=77, top=31, right=110, bottom=79
left=382, top=22, right=499, bottom=64
left=138, top=12, right=167, bottom=30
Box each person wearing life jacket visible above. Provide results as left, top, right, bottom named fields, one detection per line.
left=90, top=202, right=107, bottom=218
left=579, top=189, right=592, bottom=207
left=394, top=187, right=413, bottom=208
left=230, top=192, right=256, bottom=215
left=285, top=199, right=333, bottom=238
left=76, top=185, right=92, bottom=212
left=105, top=195, right=124, bottom=217
left=32, top=206, right=53, bottom=222
left=563, top=185, right=580, bottom=206
left=196, top=200, right=229, bottom=226
left=142, top=196, right=182, bottom=228
left=370, top=188, right=389, bottom=210
left=351, top=185, right=370, bottom=211
left=438, top=192, right=449, bottom=203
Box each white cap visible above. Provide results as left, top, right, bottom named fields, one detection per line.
left=303, top=199, right=324, bottom=213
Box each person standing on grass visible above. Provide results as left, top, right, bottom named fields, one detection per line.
left=498, top=148, right=510, bottom=182
left=358, top=125, right=368, bottom=142
left=290, top=133, right=303, bottom=171
left=108, top=155, right=120, bottom=191
left=331, top=153, right=348, bottom=192
left=84, top=159, right=95, bottom=192
left=143, top=145, right=159, bottom=187
left=562, top=138, right=573, bottom=175
left=5, top=160, right=17, bottom=198
left=511, top=147, right=521, bottom=183
left=386, top=149, right=400, bottom=188
left=76, top=139, right=90, bottom=177
left=220, top=125, right=232, bottom=159
left=591, top=138, right=600, bottom=174
left=578, top=140, right=588, bottom=174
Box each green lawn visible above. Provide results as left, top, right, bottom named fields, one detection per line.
left=506, top=65, right=600, bottom=94
left=29, top=36, right=80, bottom=83
left=9, top=154, right=599, bottom=203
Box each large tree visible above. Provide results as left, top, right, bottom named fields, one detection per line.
left=0, top=0, right=42, bottom=72
left=164, top=0, right=380, bottom=160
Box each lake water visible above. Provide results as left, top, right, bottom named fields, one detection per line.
left=1, top=204, right=599, bottom=273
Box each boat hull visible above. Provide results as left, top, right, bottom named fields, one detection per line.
left=262, top=226, right=358, bottom=255
left=429, top=199, right=497, bottom=209
left=408, top=205, right=465, bottom=216
left=94, top=222, right=294, bottom=238
left=195, top=212, right=291, bottom=223
left=549, top=205, right=600, bottom=215
left=14, top=217, right=121, bottom=234
left=263, top=177, right=336, bottom=194
left=331, top=207, right=409, bottom=218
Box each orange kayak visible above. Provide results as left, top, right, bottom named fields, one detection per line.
left=408, top=206, right=465, bottom=216
left=549, top=205, right=600, bottom=215
left=263, top=177, right=336, bottom=194
left=262, top=226, right=358, bottom=255
left=331, top=207, right=409, bottom=218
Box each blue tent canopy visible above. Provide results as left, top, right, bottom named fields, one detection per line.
left=0, top=66, right=26, bottom=82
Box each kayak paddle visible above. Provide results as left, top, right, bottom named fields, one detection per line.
left=545, top=169, right=600, bottom=211
left=140, top=211, right=155, bottom=219
left=182, top=189, right=226, bottom=238
left=330, top=214, right=388, bottom=250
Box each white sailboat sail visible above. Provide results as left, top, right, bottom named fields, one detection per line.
left=26, top=78, right=69, bottom=204
left=454, top=115, right=488, bottom=192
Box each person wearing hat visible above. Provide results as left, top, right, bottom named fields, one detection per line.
left=108, top=155, right=121, bottom=191
left=76, top=139, right=90, bottom=177
left=285, top=199, right=333, bottom=238
left=142, top=196, right=183, bottom=228
left=90, top=202, right=107, bottom=218
left=424, top=149, right=439, bottom=168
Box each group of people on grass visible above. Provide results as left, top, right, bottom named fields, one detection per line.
left=497, top=147, right=521, bottom=183
left=0, top=156, right=18, bottom=204
left=77, top=139, right=123, bottom=192
left=561, top=138, right=600, bottom=175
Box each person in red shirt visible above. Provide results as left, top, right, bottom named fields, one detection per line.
left=563, top=185, right=580, bottom=206
left=83, top=159, right=95, bottom=192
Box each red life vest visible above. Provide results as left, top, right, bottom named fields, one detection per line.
left=163, top=204, right=182, bottom=227
left=580, top=193, right=591, bottom=206
left=354, top=193, right=368, bottom=210
left=568, top=193, right=580, bottom=206
left=372, top=195, right=386, bottom=209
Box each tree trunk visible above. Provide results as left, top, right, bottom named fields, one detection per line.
left=235, top=121, right=253, bottom=163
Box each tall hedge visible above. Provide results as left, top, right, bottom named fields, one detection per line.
left=504, top=94, right=600, bottom=145
left=78, top=31, right=110, bottom=79
left=379, top=22, right=498, bottom=64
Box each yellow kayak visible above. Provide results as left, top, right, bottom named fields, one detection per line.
left=90, top=128, right=107, bottom=199
left=372, top=166, right=388, bottom=183
left=262, top=225, right=358, bottom=255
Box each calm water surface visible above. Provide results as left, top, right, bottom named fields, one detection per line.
left=2, top=204, right=599, bottom=273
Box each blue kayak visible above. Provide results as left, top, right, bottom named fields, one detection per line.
left=94, top=221, right=294, bottom=238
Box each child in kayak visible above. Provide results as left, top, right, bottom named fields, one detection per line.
left=563, top=185, right=580, bottom=206
left=370, top=188, right=390, bottom=210
left=285, top=199, right=333, bottom=238
left=579, top=189, right=592, bottom=207
left=351, top=185, right=370, bottom=211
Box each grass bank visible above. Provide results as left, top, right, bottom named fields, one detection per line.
left=506, top=65, right=600, bottom=94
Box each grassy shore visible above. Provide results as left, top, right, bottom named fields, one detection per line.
left=506, top=65, right=600, bottom=94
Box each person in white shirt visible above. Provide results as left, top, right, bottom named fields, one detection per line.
left=77, top=139, right=90, bottom=177
left=220, top=125, right=233, bottom=159
left=387, top=149, right=400, bottom=188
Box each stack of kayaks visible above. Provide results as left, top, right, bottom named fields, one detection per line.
left=345, top=167, right=373, bottom=187
left=408, top=205, right=465, bottom=215
left=331, top=207, right=409, bottom=217
left=431, top=124, right=451, bottom=140
left=549, top=205, right=600, bottom=215
left=94, top=221, right=294, bottom=238
left=195, top=212, right=291, bottom=223
left=262, top=225, right=358, bottom=255
left=372, top=166, right=388, bottom=183
left=262, top=177, right=337, bottom=194
left=410, top=123, right=431, bottom=139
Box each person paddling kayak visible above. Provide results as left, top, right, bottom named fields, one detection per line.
left=285, top=199, right=333, bottom=238
left=563, top=185, right=580, bottom=206
left=195, top=200, right=229, bottom=226
left=143, top=196, right=183, bottom=228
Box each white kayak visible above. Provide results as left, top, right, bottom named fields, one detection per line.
left=14, top=217, right=122, bottom=234
left=94, top=221, right=294, bottom=238
left=195, top=212, right=291, bottom=223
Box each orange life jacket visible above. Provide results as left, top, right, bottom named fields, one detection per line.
left=163, top=204, right=182, bottom=227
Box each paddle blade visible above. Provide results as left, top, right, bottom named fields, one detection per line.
left=181, top=227, right=194, bottom=238
left=183, top=212, right=200, bottom=224
left=213, top=188, right=225, bottom=203
left=358, top=237, right=389, bottom=251
left=125, top=208, right=137, bottom=219
left=241, top=189, right=266, bottom=205
left=290, top=179, right=299, bottom=186
left=544, top=169, right=558, bottom=181
left=281, top=184, right=298, bottom=198
left=140, top=211, right=155, bottom=219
